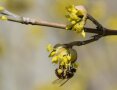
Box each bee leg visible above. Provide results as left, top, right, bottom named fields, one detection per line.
left=59, top=79, right=70, bottom=87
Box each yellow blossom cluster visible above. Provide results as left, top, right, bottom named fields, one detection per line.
left=66, top=5, right=87, bottom=37
left=47, top=44, right=79, bottom=77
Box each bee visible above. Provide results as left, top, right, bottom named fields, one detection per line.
left=53, top=65, right=77, bottom=86
left=47, top=44, right=78, bottom=86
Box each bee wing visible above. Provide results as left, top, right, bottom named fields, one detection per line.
left=52, top=78, right=69, bottom=86
left=52, top=79, right=60, bottom=84
left=52, top=79, right=63, bottom=84
left=59, top=79, right=70, bottom=87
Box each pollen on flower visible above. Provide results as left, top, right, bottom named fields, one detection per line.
left=57, top=69, right=63, bottom=75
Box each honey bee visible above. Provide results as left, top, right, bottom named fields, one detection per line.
left=53, top=65, right=77, bottom=86
left=48, top=44, right=78, bottom=86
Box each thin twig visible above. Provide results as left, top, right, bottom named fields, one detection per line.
left=64, top=35, right=102, bottom=47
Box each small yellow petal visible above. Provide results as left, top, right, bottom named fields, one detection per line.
left=60, top=61, right=64, bottom=66
left=81, top=30, right=86, bottom=37
left=73, top=23, right=83, bottom=32
left=70, top=13, right=78, bottom=20
left=67, top=55, right=71, bottom=60
left=49, top=51, right=56, bottom=57
left=68, top=18, right=72, bottom=22
left=63, top=56, right=68, bottom=63
left=66, top=24, right=72, bottom=30
left=52, top=56, right=58, bottom=64
left=71, top=21, right=76, bottom=24
left=47, top=44, right=53, bottom=52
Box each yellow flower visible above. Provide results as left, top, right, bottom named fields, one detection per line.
left=66, top=5, right=77, bottom=14
left=47, top=44, right=78, bottom=69
left=66, top=5, right=87, bottom=37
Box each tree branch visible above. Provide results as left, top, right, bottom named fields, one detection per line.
left=64, top=35, right=102, bottom=47
left=0, top=7, right=117, bottom=47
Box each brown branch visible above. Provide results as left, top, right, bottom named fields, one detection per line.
left=0, top=9, right=116, bottom=36
left=0, top=7, right=117, bottom=47
left=8, top=17, right=117, bottom=36
left=64, top=35, right=102, bottom=47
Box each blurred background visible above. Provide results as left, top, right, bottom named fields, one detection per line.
left=0, top=0, right=117, bottom=90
